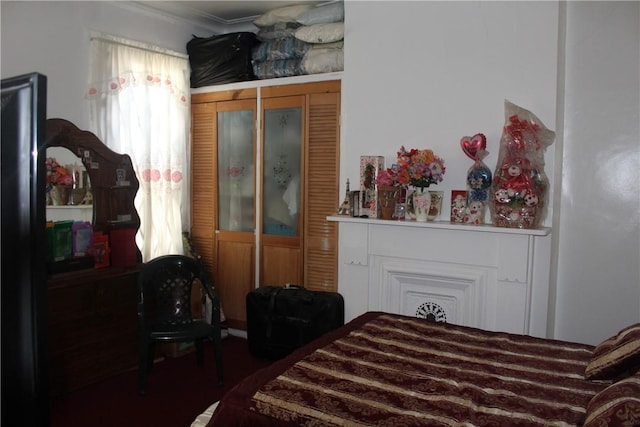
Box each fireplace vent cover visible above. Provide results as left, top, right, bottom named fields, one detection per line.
left=416, top=301, right=447, bottom=322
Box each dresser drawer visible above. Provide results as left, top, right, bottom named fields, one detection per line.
left=47, top=266, right=140, bottom=395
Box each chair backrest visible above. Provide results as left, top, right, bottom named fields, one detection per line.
left=138, top=255, right=215, bottom=326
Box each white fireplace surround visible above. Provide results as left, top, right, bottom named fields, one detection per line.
left=328, top=216, right=552, bottom=338
left=373, top=257, right=487, bottom=327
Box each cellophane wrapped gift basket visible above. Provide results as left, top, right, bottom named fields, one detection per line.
left=489, top=100, right=555, bottom=229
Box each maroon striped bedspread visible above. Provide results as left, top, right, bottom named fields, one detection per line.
left=208, top=312, right=606, bottom=426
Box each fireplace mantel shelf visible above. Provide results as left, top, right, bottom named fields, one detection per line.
left=327, top=216, right=551, bottom=236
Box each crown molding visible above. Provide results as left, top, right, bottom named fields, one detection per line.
left=118, top=2, right=230, bottom=34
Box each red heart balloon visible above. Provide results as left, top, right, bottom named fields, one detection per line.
left=460, top=133, right=487, bottom=160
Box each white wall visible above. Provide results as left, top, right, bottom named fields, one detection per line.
left=2, top=1, right=638, bottom=345
left=554, top=2, right=639, bottom=344
left=342, top=1, right=559, bottom=227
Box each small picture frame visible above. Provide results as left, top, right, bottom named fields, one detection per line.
left=359, top=156, right=385, bottom=218
left=450, top=190, right=467, bottom=223
left=428, top=190, right=444, bottom=221
left=115, top=168, right=130, bottom=186
left=350, top=191, right=361, bottom=217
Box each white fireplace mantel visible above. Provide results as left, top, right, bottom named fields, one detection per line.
left=328, top=216, right=552, bottom=338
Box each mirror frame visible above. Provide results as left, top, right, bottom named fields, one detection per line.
left=44, top=119, right=140, bottom=235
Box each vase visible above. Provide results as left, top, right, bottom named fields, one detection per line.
left=70, top=187, right=87, bottom=206
left=392, top=186, right=407, bottom=220
left=377, top=185, right=399, bottom=220
left=411, top=187, right=431, bottom=222
left=50, top=184, right=71, bottom=206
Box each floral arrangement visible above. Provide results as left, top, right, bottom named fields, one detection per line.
left=45, top=157, right=73, bottom=186
left=375, top=147, right=446, bottom=188
left=374, top=167, right=397, bottom=187
left=396, top=146, right=446, bottom=188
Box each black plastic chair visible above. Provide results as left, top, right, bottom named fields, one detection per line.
left=137, top=255, right=223, bottom=395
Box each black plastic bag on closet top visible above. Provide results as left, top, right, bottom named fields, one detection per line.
left=187, top=32, right=260, bottom=88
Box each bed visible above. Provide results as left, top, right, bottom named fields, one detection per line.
left=196, top=312, right=640, bottom=427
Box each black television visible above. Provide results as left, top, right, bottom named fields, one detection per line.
left=1, top=72, right=50, bottom=426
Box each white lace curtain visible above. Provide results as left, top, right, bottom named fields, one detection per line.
left=86, top=32, right=190, bottom=262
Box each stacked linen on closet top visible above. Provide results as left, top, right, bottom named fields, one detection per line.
left=252, top=5, right=311, bottom=79
left=252, top=2, right=344, bottom=79
left=294, top=2, right=344, bottom=75
left=251, top=35, right=309, bottom=79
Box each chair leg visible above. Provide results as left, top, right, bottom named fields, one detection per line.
left=195, top=339, right=204, bottom=368
left=147, top=342, right=156, bottom=373
left=139, top=342, right=148, bottom=395
left=212, top=331, right=224, bottom=386
left=211, top=299, right=224, bottom=386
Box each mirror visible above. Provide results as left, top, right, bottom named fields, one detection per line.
left=45, top=146, right=93, bottom=223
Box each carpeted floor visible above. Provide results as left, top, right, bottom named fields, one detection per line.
left=49, top=335, right=271, bottom=427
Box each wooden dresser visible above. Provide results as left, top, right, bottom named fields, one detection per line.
left=44, top=119, right=142, bottom=395
left=47, top=267, right=139, bottom=396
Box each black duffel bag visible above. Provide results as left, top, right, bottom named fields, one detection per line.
left=186, top=32, right=259, bottom=88
left=246, top=285, right=345, bottom=360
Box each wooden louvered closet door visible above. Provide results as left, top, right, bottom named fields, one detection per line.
left=191, top=91, right=257, bottom=330
left=260, top=81, right=340, bottom=292
left=260, top=95, right=305, bottom=287
left=304, top=91, right=340, bottom=291
left=190, top=102, right=217, bottom=276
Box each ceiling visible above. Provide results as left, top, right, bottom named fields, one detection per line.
left=135, top=1, right=326, bottom=27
